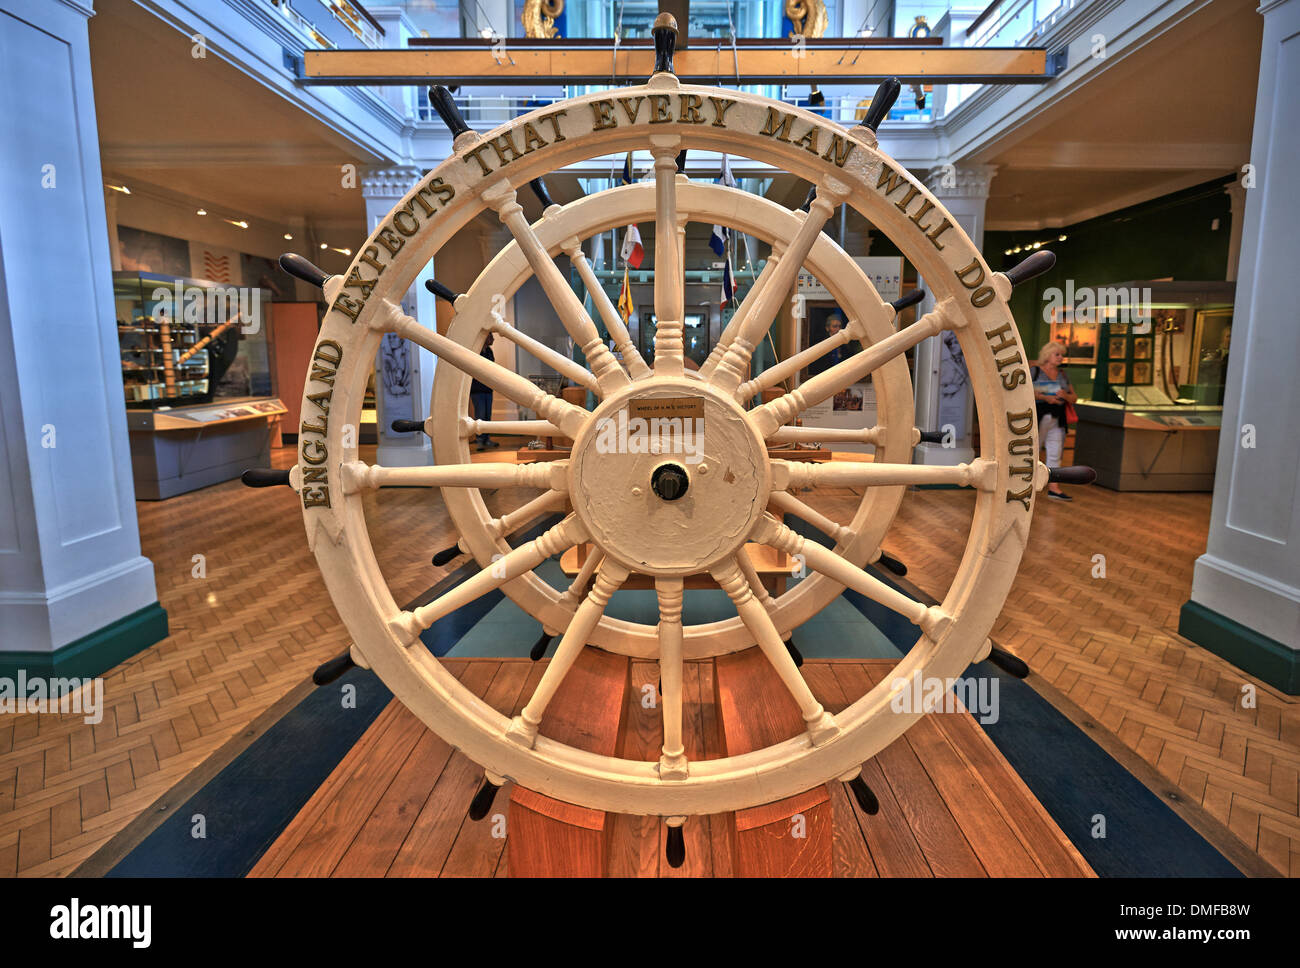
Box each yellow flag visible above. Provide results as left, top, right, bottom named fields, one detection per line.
left=617, top=265, right=634, bottom=323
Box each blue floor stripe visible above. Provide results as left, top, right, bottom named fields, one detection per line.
left=104, top=512, right=1242, bottom=877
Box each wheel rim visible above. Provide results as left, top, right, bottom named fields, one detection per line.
left=294, top=75, right=1043, bottom=816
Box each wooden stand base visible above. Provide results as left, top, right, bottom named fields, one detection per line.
left=716, top=647, right=833, bottom=876
left=507, top=647, right=630, bottom=876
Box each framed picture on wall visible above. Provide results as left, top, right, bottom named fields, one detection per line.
left=1108, top=336, right=1128, bottom=359
left=1132, top=336, right=1153, bottom=360
left=1107, top=361, right=1127, bottom=383
left=1048, top=308, right=1098, bottom=364
left=1131, top=361, right=1153, bottom=385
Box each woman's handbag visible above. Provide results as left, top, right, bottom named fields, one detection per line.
left=1064, top=399, right=1079, bottom=425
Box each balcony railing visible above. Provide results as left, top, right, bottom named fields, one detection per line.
left=967, top=0, right=1076, bottom=49
left=415, top=90, right=931, bottom=128
left=271, top=0, right=383, bottom=50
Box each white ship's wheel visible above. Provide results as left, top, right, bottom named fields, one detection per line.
left=260, top=17, right=1079, bottom=837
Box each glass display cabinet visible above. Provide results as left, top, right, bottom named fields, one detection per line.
left=114, top=271, right=286, bottom=499
left=1065, top=281, right=1234, bottom=491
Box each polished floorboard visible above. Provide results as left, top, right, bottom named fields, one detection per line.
left=251, top=659, right=1094, bottom=878
left=0, top=445, right=1296, bottom=877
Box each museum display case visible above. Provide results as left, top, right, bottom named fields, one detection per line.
left=115, top=271, right=286, bottom=498
left=1062, top=281, right=1234, bottom=491
left=114, top=271, right=276, bottom=407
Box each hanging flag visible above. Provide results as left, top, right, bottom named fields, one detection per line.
left=710, top=154, right=737, bottom=257
left=620, top=150, right=634, bottom=186
left=617, top=265, right=635, bottom=323
left=621, top=223, right=644, bottom=269
left=721, top=257, right=736, bottom=307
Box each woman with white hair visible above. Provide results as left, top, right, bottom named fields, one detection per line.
left=1031, top=340, right=1077, bottom=501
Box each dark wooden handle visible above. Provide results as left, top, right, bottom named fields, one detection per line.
left=432, top=546, right=461, bottom=566
left=890, top=288, right=926, bottom=312
left=1006, top=249, right=1056, bottom=288
left=665, top=824, right=686, bottom=868
left=860, top=77, right=901, bottom=132
left=1047, top=465, right=1096, bottom=485
left=529, top=177, right=554, bottom=208
left=530, top=631, right=552, bottom=661
left=988, top=646, right=1030, bottom=679
left=429, top=85, right=470, bottom=137
left=876, top=551, right=907, bottom=577
left=847, top=774, right=880, bottom=815
left=312, top=651, right=356, bottom=686
left=675, top=148, right=687, bottom=173
left=241, top=468, right=291, bottom=487
left=424, top=278, right=460, bottom=303
left=390, top=419, right=425, bottom=434
left=468, top=776, right=501, bottom=821
left=652, top=12, right=677, bottom=75
left=800, top=184, right=817, bottom=212
left=917, top=430, right=947, bottom=444
left=278, top=253, right=329, bottom=289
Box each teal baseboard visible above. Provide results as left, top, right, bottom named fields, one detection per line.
left=1179, top=600, right=1299, bottom=695
left=0, top=603, right=169, bottom=683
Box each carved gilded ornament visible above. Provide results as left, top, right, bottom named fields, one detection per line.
left=522, top=0, right=564, bottom=39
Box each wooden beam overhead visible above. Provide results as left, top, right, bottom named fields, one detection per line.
left=300, top=45, right=1048, bottom=85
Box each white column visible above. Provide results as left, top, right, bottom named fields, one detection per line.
left=1182, top=0, right=1300, bottom=693
left=912, top=164, right=996, bottom=466
left=362, top=166, right=437, bottom=467
left=0, top=0, right=165, bottom=674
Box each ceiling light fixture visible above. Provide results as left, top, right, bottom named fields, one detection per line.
left=284, top=233, right=294, bottom=240
left=224, top=218, right=249, bottom=229
left=196, top=208, right=207, bottom=216
left=107, top=183, right=131, bottom=195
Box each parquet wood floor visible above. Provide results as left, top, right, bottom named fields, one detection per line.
left=0, top=444, right=544, bottom=878
left=252, top=658, right=1094, bottom=878
left=1, top=448, right=1294, bottom=877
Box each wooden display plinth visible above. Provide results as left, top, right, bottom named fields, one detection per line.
left=714, top=647, right=833, bottom=876
left=507, top=647, right=630, bottom=876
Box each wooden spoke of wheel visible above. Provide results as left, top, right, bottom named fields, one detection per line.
left=459, top=417, right=562, bottom=439
left=341, top=459, right=565, bottom=493
left=751, top=297, right=964, bottom=437
left=711, top=557, right=838, bottom=745
left=707, top=180, right=855, bottom=395
left=487, top=310, right=599, bottom=393
left=736, top=311, right=879, bottom=401
left=767, top=490, right=854, bottom=547
left=392, top=514, right=589, bottom=643
left=480, top=179, right=630, bottom=396
left=752, top=514, right=951, bottom=641
left=699, top=253, right=784, bottom=380
left=770, top=457, right=1000, bottom=492
left=656, top=577, right=688, bottom=780
left=507, top=559, right=631, bottom=748
left=562, top=236, right=651, bottom=380
left=378, top=300, right=589, bottom=437
left=765, top=424, right=920, bottom=447
left=650, top=135, right=686, bottom=376
left=486, top=489, right=569, bottom=541
left=556, top=546, right=604, bottom=612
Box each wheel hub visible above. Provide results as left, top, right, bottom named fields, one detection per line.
left=567, top=378, right=770, bottom=577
